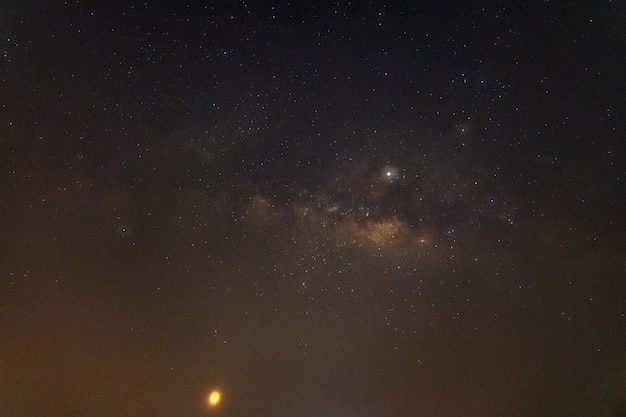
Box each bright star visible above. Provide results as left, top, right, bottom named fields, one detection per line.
left=381, top=165, right=399, bottom=182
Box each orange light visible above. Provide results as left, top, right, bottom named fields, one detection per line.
left=207, top=390, right=221, bottom=407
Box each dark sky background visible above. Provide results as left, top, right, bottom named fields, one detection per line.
left=1, top=1, right=626, bottom=417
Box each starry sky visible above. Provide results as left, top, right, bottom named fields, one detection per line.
left=1, top=1, right=625, bottom=417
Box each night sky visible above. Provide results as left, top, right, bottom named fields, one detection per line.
left=1, top=2, right=626, bottom=417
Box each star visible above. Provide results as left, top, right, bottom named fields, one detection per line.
left=381, top=165, right=399, bottom=183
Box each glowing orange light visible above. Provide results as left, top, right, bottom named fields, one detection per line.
left=207, top=390, right=221, bottom=407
